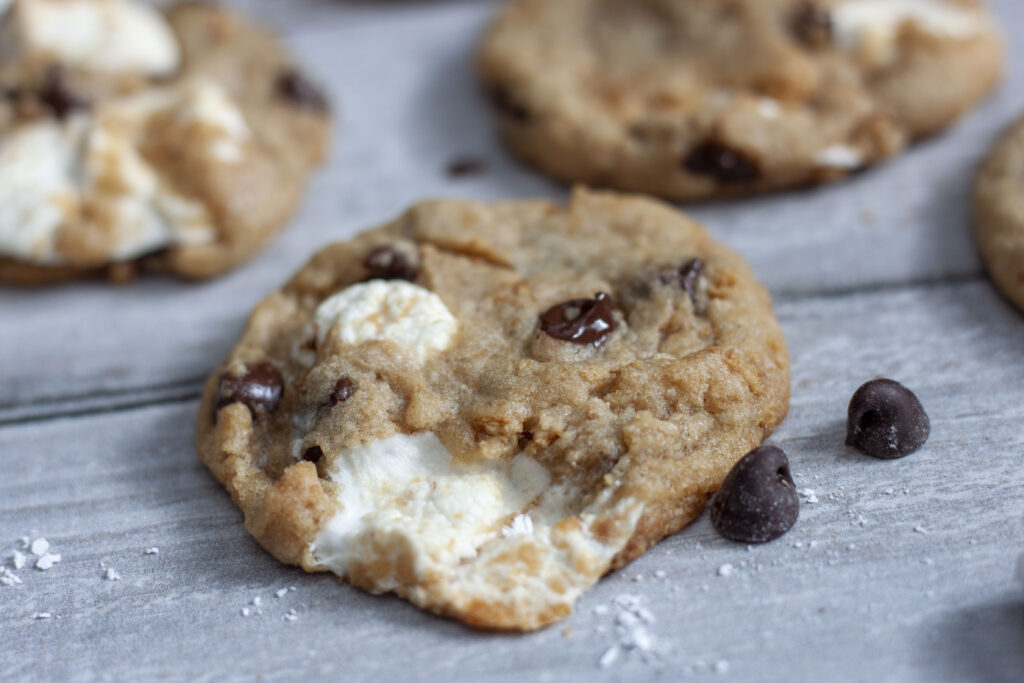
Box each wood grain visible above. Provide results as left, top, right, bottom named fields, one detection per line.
left=1, top=1, right=1024, bottom=681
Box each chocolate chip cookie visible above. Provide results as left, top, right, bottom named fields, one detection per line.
left=479, top=0, right=1003, bottom=201
left=0, top=0, right=329, bottom=285
left=196, top=188, right=790, bottom=630
left=974, top=114, right=1024, bottom=313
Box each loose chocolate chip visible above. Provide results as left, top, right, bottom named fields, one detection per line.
left=363, top=246, right=417, bottom=282
left=539, top=292, right=618, bottom=347
left=487, top=85, right=530, bottom=124
left=846, top=379, right=929, bottom=459
left=710, top=445, right=799, bottom=544
left=215, top=362, right=285, bottom=418
left=302, top=446, right=324, bottom=463
left=683, top=142, right=760, bottom=185
left=791, top=3, right=833, bottom=48
left=659, top=258, right=705, bottom=304
left=39, top=66, right=88, bottom=120
left=275, top=69, right=328, bottom=112
left=330, top=376, right=355, bottom=406
left=446, top=156, right=487, bottom=179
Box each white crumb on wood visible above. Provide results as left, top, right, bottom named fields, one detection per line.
left=913, top=526, right=928, bottom=535
left=718, top=563, right=735, bottom=578
left=35, top=553, right=61, bottom=570
left=1, top=567, right=23, bottom=586
left=144, top=547, right=160, bottom=555
left=252, top=596, right=262, bottom=607
left=275, top=588, right=289, bottom=599
left=798, top=489, right=819, bottom=504
left=32, top=612, right=52, bottom=620
left=104, top=567, right=121, bottom=581
left=598, top=646, right=620, bottom=669
left=11, top=550, right=26, bottom=570
left=654, top=570, right=666, bottom=579
left=240, top=608, right=250, bottom=617
left=29, top=538, right=49, bottom=556
left=283, top=609, right=298, bottom=622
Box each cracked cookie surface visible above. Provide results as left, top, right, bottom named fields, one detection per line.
left=479, top=0, right=1003, bottom=201
left=975, top=114, right=1024, bottom=313
left=0, top=0, right=329, bottom=285
left=196, top=188, right=790, bottom=630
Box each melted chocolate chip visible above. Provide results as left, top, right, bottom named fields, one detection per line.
left=709, top=445, right=799, bottom=544
left=846, top=379, right=930, bottom=459
left=791, top=3, right=833, bottom=48
left=539, top=293, right=618, bottom=347
left=330, top=376, right=355, bottom=406
left=363, top=246, right=417, bottom=282
left=487, top=85, right=530, bottom=124
left=215, top=362, right=285, bottom=418
left=302, top=446, right=324, bottom=463
left=659, top=258, right=705, bottom=304
left=275, top=69, right=328, bottom=112
left=683, top=142, right=760, bottom=185
left=446, top=156, right=487, bottom=178
left=39, top=66, right=88, bottom=120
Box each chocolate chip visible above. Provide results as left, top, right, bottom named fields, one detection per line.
left=846, top=379, right=929, bottom=459
left=446, top=156, right=486, bottom=178
left=330, top=376, right=354, bottom=406
left=539, top=292, right=618, bottom=347
left=683, top=142, right=760, bottom=184
left=39, top=66, right=88, bottom=120
left=302, top=446, right=324, bottom=463
left=487, top=85, right=530, bottom=124
left=363, top=246, right=417, bottom=282
left=791, top=3, right=833, bottom=48
left=275, top=69, right=328, bottom=112
left=215, top=362, right=285, bottom=418
left=659, top=258, right=705, bottom=304
left=709, top=445, right=799, bottom=544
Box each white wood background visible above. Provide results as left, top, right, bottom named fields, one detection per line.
left=2, top=1, right=1023, bottom=681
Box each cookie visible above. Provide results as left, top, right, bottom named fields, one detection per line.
left=0, top=0, right=329, bottom=285
left=974, top=115, right=1024, bottom=313
left=478, top=0, right=1003, bottom=201
left=196, top=188, right=790, bottom=630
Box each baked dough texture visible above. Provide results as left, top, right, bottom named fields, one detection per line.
left=196, top=188, right=790, bottom=630
left=975, top=114, right=1024, bottom=313
left=0, top=0, right=329, bottom=284
left=478, top=0, right=1003, bottom=201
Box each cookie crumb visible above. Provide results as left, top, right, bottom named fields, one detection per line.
left=33, top=612, right=52, bottom=620
left=275, top=588, right=289, bottom=599
left=144, top=547, right=160, bottom=555
left=717, top=563, right=735, bottom=578
left=252, top=596, right=262, bottom=607
left=913, top=526, right=928, bottom=535
left=654, top=570, right=666, bottom=579
left=241, top=607, right=250, bottom=617
left=104, top=567, right=121, bottom=581
left=29, top=538, right=50, bottom=556
left=283, top=609, right=298, bottom=622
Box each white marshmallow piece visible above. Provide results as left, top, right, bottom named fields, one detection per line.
left=814, top=144, right=864, bottom=170
left=832, top=0, right=987, bottom=64
left=2, top=0, right=180, bottom=77
left=0, top=78, right=250, bottom=264
left=315, top=280, right=459, bottom=362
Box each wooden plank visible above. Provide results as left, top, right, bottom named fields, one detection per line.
left=2, top=280, right=1022, bottom=681
left=3, top=1, right=1024, bottom=411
